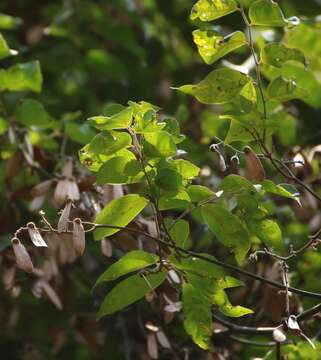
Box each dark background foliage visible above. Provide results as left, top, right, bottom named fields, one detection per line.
left=0, top=0, right=321, bottom=359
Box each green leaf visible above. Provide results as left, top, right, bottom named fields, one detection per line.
left=94, top=194, right=149, bottom=240
left=97, top=271, right=167, bottom=318
left=190, top=0, right=238, bottom=22
left=187, top=185, right=214, bottom=203
left=261, top=179, right=300, bottom=203
left=252, top=219, right=283, bottom=250
left=143, top=131, right=176, bottom=158
left=0, top=116, right=8, bottom=135
left=193, top=30, right=247, bottom=65
left=239, top=80, right=257, bottom=113
left=155, top=168, right=183, bottom=191
left=223, top=111, right=278, bottom=144
left=0, top=13, right=21, bottom=30
left=220, top=174, right=255, bottom=193
left=0, top=61, right=42, bottom=93
left=165, top=219, right=190, bottom=249
left=162, top=117, right=185, bottom=144
left=15, top=99, right=52, bottom=128
left=182, top=282, right=212, bottom=350
left=175, top=68, right=249, bottom=105
left=95, top=250, right=159, bottom=287
left=171, top=254, right=224, bottom=278
left=89, top=131, right=132, bottom=155
left=262, top=62, right=321, bottom=108
left=213, top=288, right=253, bottom=317
left=261, top=43, right=305, bottom=68
left=267, top=76, right=308, bottom=102
left=172, top=159, right=200, bottom=180
left=96, top=155, right=144, bottom=185
left=88, top=107, right=133, bottom=130
left=202, top=204, right=250, bottom=265
left=0, top=33, right=15, bottom=60
left=66, top=122, right=96, bottom=144
left=249, top=0, right=288, bottom=27
left=158, top=189, right=191, bottom=211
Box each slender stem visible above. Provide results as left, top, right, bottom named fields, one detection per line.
left=276, top=342, right=281, bottom=360
left=79, top=222, right=321, bottom=299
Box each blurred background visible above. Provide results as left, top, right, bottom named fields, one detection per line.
left=0, top=0, right=321, bottom=359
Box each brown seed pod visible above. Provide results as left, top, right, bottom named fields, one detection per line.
left=57, top=199, right=72, bottom=233
left=147, top=333, right=159, bottom=359
left=2, top=266, right=16, bottom=289
left=37, top=279, right=63, bottom=310
left=11, top=237, right=34, bottom=273
left=31, top=179, right=53, bottom=197
left=61, top=159, right=73, bottom=178
left=27, top=222, right=48, bottom=247
left=72, top=218, right=85, bottom=256
left=243, top=146, right=266, bottom=181
left=156, top=330, right=171, bottom=349
left=101, top=238, right=113, bottom=257
left=273, top=328, right=287, bottom=343
left=218, top=153, right=227, bottom=172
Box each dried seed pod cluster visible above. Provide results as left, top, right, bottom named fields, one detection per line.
left=54, top=160, right=80, bottom=207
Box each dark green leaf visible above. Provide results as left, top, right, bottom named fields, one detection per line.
left=249, top=0, right=288, bottom=27
left=97, top=271, right=167, bottom=318
left=202, top=204, right=250, bottom=264
left=267, top=76, right=308, bottom=102
left=15, top=99, right=52, bottom=128
left=187, top=185, right=214, bottom=203
left=95, top=250, right=159, bottom=287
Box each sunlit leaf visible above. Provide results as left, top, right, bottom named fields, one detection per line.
left=249, top=0, right=288, bottom=27
left=190, top=0, right=237, bottom=22
left=94, top=194, right=149, bottom=239
left=193, top=30, right=247, bottom=65
left=88, top=107, right=133, bottom=130
left=175, top=68, right=249, bottom=105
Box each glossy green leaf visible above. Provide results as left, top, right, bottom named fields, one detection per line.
left=261, top=43, right=305, bottom=68
left=175, top=68, right=249, bottom=105
left=213, top=288, right=253, bottom=317
left=190, top=0, right=238, bottom=22
left=261, top=179, right=300, bottom=202
left=267, top=76, right=308, bottom=102
left=249, top=0, right=288, bottom=27
left=88, top=107, right=133, bottom=130
left=15, top=99, right=52, bottom=128
left=187, top=185, right=214, bottom=203
left=182, top=282, right=212, bottom=350
left=0, top=61, right=42, bottom=93
left=172, top=159, right=200, bottom=180
left=95, top=250, right=159, bottom=287
left=252, top=219, right=283, bottom=250
left=202, top=204, right=250, bottom=264
left=89, top=131, right=132, bottom=155
left=97, top=271, right=166, bottom=318
left=193, top=30, right=247, bottom=65
left=143, top=130, right=176, bottom=158
left=96, top=155, right=144, bottom=185
left=94, top=194, right=149, bottom=239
